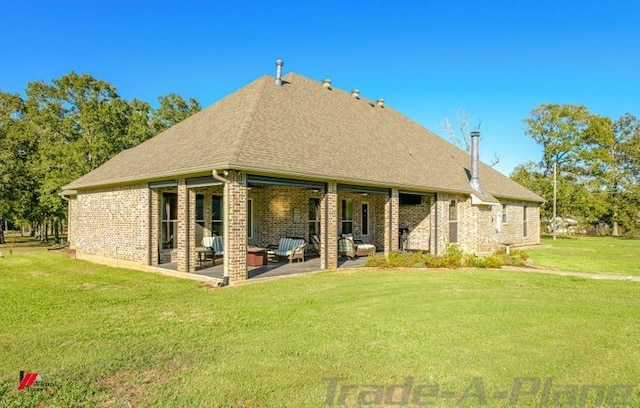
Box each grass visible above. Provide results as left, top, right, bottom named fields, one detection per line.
left=527, top=236, right=640, bottom=276
left=1, top=250, right=639, bottom=407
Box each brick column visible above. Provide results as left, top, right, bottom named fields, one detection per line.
left=429, top=194, right=438, bottom=255
left=176, top=179, right=190, bottom=272
left=434, top=194, right=451, bottom=256
left=149, top=189, right=159, bottom=266
left=225, top=171, right=248, bottom=282
left=384, top=188, right=399, bottom=257
left=321, top=182, right=338, bottom=269
left=187, top=189, right=197, bottom=272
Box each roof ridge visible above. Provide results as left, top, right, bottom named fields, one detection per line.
left=229, top=75, right=270, bottom=163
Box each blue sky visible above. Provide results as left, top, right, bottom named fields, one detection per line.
left=2, top=0, right=639, bottom=175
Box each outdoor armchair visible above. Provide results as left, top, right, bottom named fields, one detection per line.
left=338, top=234, right=376, bottom=259
left=269, top=237, right=307, bottom=263
left=202, top=236, right=224, bottom=262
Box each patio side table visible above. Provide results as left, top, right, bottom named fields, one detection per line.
left=247, top=247, right=268, bottom=266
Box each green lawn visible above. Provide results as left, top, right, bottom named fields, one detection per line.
left=528, top=236, right=640, bottom=276
left=1, top=251, right=639, bottom=407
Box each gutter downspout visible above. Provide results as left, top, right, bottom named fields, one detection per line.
left=212, top=169, right=230, bottom=286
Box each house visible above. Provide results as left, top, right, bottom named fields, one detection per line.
left=61, top=60, right=544, bottom=283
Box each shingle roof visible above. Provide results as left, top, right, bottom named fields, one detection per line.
left=64, top=72, right=543, bottom=202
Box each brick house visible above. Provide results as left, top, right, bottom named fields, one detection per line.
left=62, top=61, right=543, bottom=283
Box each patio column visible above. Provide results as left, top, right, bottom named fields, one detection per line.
left=187, top=189, right=197, bottom=272
left=429, top=195, right=438, bottom=255
left=176, top=179, right=191, bottom=272
left=225, top=170, right=248, bottom=282
left=149, top=189, right=159, bottom=266
left=433, top=194, right=451, bottom=256
left=384, top=188, right=399, bottom=257
left=321, top=181, right=338, bottom=269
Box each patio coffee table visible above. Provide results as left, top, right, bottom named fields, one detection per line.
left=247, top=247, right=268, bottom=266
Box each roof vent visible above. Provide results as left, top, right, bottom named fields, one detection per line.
left=322, top=78, right=332, bottom=90
left=351, top=89, right=360, bottom=99
left=376, top=98, right=385, bottom=108
left=275, top=59, right=284, bottom=86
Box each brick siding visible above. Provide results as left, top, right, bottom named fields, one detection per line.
left=71, top=184, right=150, bottom=263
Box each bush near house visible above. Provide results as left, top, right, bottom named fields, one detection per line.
left=365, top=246, right=529, bottom=269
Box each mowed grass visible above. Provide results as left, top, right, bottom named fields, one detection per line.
left=1, top=251, right=639, bottom=407
left=528, top=236, right=640, bottom=276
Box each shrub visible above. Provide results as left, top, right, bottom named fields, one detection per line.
left=482, top=254, right=505, bottom=268
left=363, top=246, right=513, bottom=269
left=441, top=245, right=463, bottom=268
left=365, top=254, right=389, bottom=268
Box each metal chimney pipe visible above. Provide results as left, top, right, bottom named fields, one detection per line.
left=275, top=59, right=284, bottom=86
left=470, top=131, right=481, bottom=191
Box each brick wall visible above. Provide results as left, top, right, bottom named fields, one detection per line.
left=399, top=194, right=434, bottom=251
left=434, top=193, right=541, bottom=254
left=259, top=186, right=316, bottom=246
left=498, top=201, right=541, bottom=247
left=73, top=184, right=150, bottom=263
left=384, top=189, right=400, bottom=255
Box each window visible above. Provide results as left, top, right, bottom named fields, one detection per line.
left=309, top=198, right=320, bottom=237
left=448, top=200, right=458, bottom=243
left=361, top=202, right=370, bottom=236
left=247, top=198, right=253, bottom=239
left=341, top=199, right=353, bottom=234
left=502, top=204, right=508, bottom=224
left=523, top=206, right=528, bottom=237
left=195, top=194, right=205, bottom=245
left=161, top=192, right=177, bottom=249
left=399, top=193, right=422, bottom=205
left=212, top=195, right=223, bottom=236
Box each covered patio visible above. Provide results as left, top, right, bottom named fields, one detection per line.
left=150, top=171, right=406, bottom=284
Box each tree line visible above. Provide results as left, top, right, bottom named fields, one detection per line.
left=0, top=72, right=200, bottom=244
left=513, top=104, right=640, bottom=236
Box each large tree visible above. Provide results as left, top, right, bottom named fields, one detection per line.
left=517, top=103, right=640, bottom=235
left=523, top=103, right=591, bottom=177
left=151, top=93, right=201, bottom=134
left=1, top=71, right=201, bottom=242
left=582, top=113, right=640, bottom=235
left=0, top=92, right=28, bottom=243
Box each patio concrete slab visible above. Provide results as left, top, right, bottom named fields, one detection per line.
left=155, top=254, right=371, bottom=283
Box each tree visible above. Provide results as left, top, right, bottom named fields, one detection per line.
left=520, top=104, right=640, bottom=235
left=442, top=109, right=499, bottom=166
left=151, top=93, right=201, bottom=134
left=0, top=92, right=28, bottom=243
left=23, top=72, right=135, bottom=242
left=1, top=71, right=201, bottom=243
left=523, top=104, right=591, bottom=177
left=582, top=113, right=640, bottom=235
